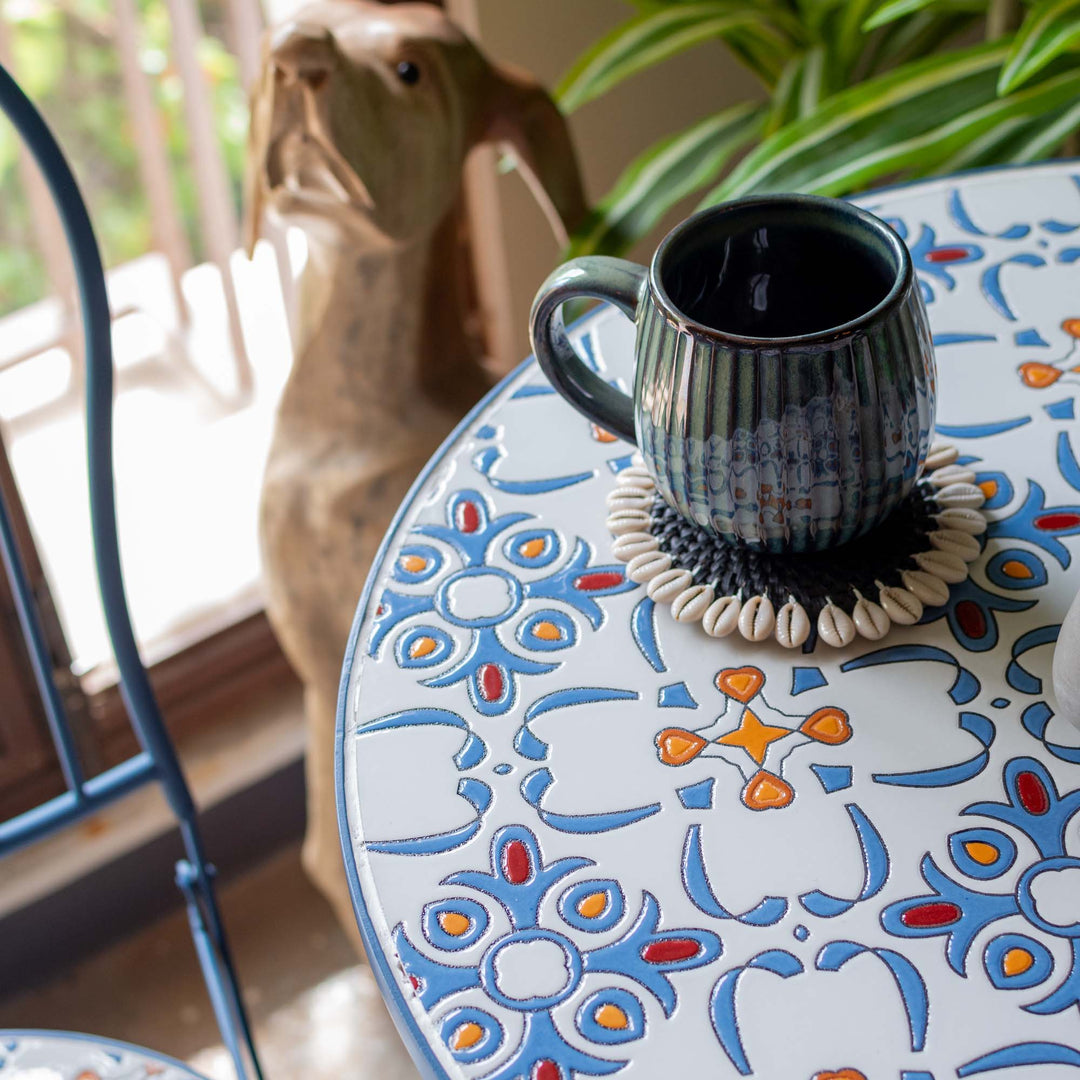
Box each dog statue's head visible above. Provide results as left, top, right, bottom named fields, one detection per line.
left=245, top=0, right=586, bottom=251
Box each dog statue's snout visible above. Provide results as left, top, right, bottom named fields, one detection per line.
left=270, top=22, right=334, bottom=88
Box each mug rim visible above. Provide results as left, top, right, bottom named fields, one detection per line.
left=649, top=193, right=914, bottom=346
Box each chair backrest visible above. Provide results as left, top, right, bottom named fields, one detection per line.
left=0, top=64, right=262, bottom=1080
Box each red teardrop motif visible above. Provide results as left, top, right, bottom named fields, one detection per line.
left=1034, top=512, right=1080, bottom=532
left=641, top=938, right=701, bottom=963
left=925, top=247, right=970, bottom=263
left=1016, top=770, right=1050, bottom=814
left=900, top=901, right=961, bottom=928
left=955, top=600, right=987, bottom=640
left=456, top=500, right=481, bottom=534
left=502, top=839, right=531, bottom=884
left=478, top=663, right=504, bottom=703
left=532, top=1061, right=561, bottom=1080
left=574, top=571, right=623, bottom=591
left=409, top=975, right=422, bottom=992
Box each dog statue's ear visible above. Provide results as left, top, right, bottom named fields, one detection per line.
left=475, top=63, right=587, bottom=248
left=243, top=42, right=276, bottom=259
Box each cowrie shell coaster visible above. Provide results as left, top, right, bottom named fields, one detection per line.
left=607, top=444, right=990, bottom=649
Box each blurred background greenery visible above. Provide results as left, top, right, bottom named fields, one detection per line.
left=0, top=0, right=245, bottom=316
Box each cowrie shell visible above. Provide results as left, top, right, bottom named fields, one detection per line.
left=738, top=594, right=775, bottom=642
left=925, top=443, right=958, bottom=470
left=818, top=602, right=856, bottom=648
left=631, top=451, right=645, bottom=468
left=647, top=568, right=694, bottom=603
left=775, top=599, right=811, bottom=649
left=913, top=549, right=968, bottom=583
left=928, top=463, right=977, bottom=487
left=616, top=473, right=655, bottom=492
left=612, top=532, right=659, bottom=561
left=607, top=508, right=651, bottom=536
left=934, top=482, right=986, bottom=509
left=618, top=465, right=654, bottom=485
left=934, top=507, right=986, bottom=535
left=672, top=583, right=715, bottom=622
left=606, top=494, right=652, bottom=514
left=627, top=550, right=671, bottom=583
left=703, top=595, right=741, bottom=637
left=878, top=584, right=923, bottom=625
left=901, top=569, right=950, bottom=607
left=605, top=486, right=651, bottom=509
left=928, top=529, right=981, bottom=562
left=852, top=595, right=890, bottom=640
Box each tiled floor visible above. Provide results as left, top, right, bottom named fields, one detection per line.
left=0, top=845, right=420, bottom=1079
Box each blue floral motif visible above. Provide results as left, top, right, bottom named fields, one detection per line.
left=883, top=758, right=1080, bottom=1015
left=986, top=479, right=1080, bottom=568
left=394, top=825, right=721, bottom=1079
left=885, top=218, right=983, bottom=305
left=709, top=942, right=928, bottom=1075
left=917, top=576, right=1035, bottom=653
left=368, top=488, right=634, bottom=715
left=946, top=187, right=1033, bottom=241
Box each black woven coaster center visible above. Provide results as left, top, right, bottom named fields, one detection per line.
left=650, top=481, right=943, bottom=621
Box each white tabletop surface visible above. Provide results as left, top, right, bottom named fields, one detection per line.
left=338, top=161, right=1080, bottom=1080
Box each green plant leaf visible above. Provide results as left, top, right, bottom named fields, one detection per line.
left=707, top=59, right=1080, bottom=199
left=702, top=39, right=1009, bottom=198
left=764, top=55, right=806, bottom=133
left=863, top=0, right=983, bottom=30
left=794, top=0, right=850, bottom=35
left=1000, top=97, right=1080, bottom=160
left=836, top=0, right=881, bottom=66
left=934, top=113, right=1033, bottom=171
left=867, top=9, right=983, bottom=73
left=556, top=3, right=801, bottom=111
left=721, top=24, right=789, bottom=85
left=568, top=103, right=765, bottom=257
left=998, top=0, right=1080, bottom=93
left=799, top=44, right=828, bottom=113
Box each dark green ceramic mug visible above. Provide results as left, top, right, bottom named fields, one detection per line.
left=530, top=194, right=936, bottom=553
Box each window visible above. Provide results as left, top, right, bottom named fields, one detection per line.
left=0, top=0, right=299, bottom=814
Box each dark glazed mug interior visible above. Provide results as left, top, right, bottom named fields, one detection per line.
left=655, top=196, right=906, bottom=341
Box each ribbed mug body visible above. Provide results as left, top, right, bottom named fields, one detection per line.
left=635, top=280, right=935, bottom=553
left=529, top=194, right=937, bottom=553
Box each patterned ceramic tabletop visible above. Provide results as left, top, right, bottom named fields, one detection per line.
left=337, top=161, right=1080, bottom=1080
left=0, top=1031, right=206, bottom=1078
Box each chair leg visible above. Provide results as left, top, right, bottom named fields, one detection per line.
left=175, top=857, right=265, bottom=1080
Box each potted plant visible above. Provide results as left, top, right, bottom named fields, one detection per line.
left=557, top=0, right=1080, bottom=256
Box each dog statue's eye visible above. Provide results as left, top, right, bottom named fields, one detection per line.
left=396, top=61, right=420, bottom=86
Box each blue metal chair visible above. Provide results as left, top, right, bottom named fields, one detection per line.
left=0, top=64, right=264, bottom=1080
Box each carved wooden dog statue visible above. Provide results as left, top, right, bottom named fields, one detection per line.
left=245, top=0, right=586, bottom=947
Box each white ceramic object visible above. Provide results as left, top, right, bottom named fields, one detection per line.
left=339, top=164, right=1080, bottom=1080
left=0, top=1032, right=204, bottom=1079
left=1054, top=585, right=1080, bottom=730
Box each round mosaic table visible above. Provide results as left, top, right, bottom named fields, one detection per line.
left=0, top=1031, right=206, bottom=1078
left=337, top=161, right=1080, bottom=1080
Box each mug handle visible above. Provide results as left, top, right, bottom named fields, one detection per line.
left=529, top=256, right=648, bottom=444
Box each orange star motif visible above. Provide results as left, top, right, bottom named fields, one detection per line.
left=716, top=707, right=793, bottom=764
